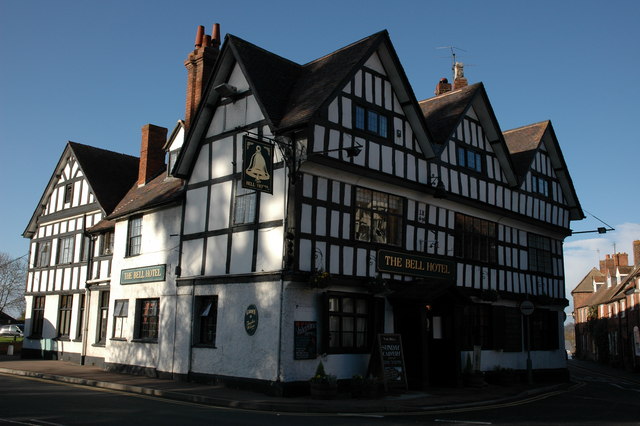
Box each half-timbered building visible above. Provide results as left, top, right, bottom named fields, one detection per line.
left=22, top=24, right=585, bottom=392
left=171, top=27, right=583, bottom=392
left=22, top=142, right=138, bottom=364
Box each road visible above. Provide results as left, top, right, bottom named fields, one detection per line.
left=0, top=360, right=638, bottom=425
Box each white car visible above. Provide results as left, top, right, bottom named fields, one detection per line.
left=0, top=324, right=24, bottom=337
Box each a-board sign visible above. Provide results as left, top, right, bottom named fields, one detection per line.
left=293, top=321, right=317, bottom=360
left=377, top=334, right=408, bottom=391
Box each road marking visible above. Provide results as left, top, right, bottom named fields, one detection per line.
left=435, top=419, right=492, bottom=424
left=338, top=413, right=385, bottom=418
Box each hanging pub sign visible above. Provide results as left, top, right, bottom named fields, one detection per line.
left=377, top=249, right=456, bottom=281
left=293, top=321, right=317, bottom=360
left=242, top=136, right=274, bottom=194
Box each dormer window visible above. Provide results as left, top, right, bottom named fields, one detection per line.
left=354, top=105, right=388, bottom=138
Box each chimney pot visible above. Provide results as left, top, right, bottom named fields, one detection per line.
left=212, top=23, right=221, bottom=48
left=203, top=34, right=211, bottom=48
left=195, top=25, right=204, bottom=48
left=435, top=77, right=452, bottom=96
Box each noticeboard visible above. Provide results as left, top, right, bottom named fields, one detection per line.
left=294, top=321, right=317, bottom=360
left=377, top=334, right=408, bottom=391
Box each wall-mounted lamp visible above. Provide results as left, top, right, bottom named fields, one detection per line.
left=214, top=83, right=240, bottom=100
left=311, top=142, right=363, bottom=158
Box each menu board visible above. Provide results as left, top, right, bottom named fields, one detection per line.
left=377, top=334, right=407, bottom=391
left=294, top=321, right=317, bottom=360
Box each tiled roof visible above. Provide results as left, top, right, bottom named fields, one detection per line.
left=69, top=142, right=140, bottom=214
left=278, top=32, right=385, bottom=130
left=503, top=121, right=548, bottom=180
left=418, top=83, right=482, bottom=145
left=229, top=31, right=385, bottom=131
left=107, top=170, right=184, bottom=220
left=571, top=267, right=603, bottom=294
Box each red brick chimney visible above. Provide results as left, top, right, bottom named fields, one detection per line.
left=138, top=124, right=168, bottom=186
left=184, top=23, right=221, bottom=130
left=634, top=240, right=640, bottom=266
left=452, top=62, right=468, bottom=90
left=435, top=78, right=452, bottom=96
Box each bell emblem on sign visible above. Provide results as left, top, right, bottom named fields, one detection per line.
left=245, top=145, right=271, bottom=182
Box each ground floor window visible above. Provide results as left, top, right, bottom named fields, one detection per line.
left=460, top=304, right=522, bottom=352
left=323, top=293, right=374, bottom=354
left=96, top=291, right=110, bottom=344
left=526, top=309, right=559, bottom=351
left=194, top=295, right=218, bottom=346
left=76, top=294, right=85, bottom=340
left=112, top=299, right=129, bottom=339
left=31, top=296, right=45, bottom=337
left=135, top=298, right=159, bottom=341
left=57, top=295, right=73, bottom=338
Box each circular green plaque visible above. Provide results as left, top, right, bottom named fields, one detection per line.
left=244, top=304, right=258, bottom=336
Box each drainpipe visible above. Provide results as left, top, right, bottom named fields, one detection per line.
left=81, top=231, right=96, bottom=365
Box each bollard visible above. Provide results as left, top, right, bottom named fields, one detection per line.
left=7, top=344, right=14, bottom=356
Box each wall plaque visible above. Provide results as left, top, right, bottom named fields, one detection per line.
left=244, top=304, right=259, bottom=336
left=120, top=265, right=166, bottom=285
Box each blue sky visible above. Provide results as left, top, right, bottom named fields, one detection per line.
left=1, top=0, right=638, bottom=312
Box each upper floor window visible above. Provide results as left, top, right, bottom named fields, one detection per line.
left=35, top=241, right=51, bottom=267
left=354, top=188, right=403, bottom=246
left=528, top=234, right=553, bottom=274
left=457, top=146, right=483, bottom=173
left=531, top=175, right=550, bottom=197
left=100, top=231, right=114, bottom=256
left=355, top=105, right=388, bottom=138
left=57, top=236, right=75, bottom=264
left=127, top=217, right=142, bottom=256
left=64, top=183, right=73, bottom=204
left=454, top=213, right=497, bottom=264
left=233, top=181, right=257, bottom=225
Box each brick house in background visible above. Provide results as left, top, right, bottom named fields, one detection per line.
left=572, top=240, right=640, bottom=371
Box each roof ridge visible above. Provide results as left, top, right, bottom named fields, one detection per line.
left=227, top=34, right=303, bottom=69
left=302, top=30, right=387, bottom=67
left=503, top=120, right=550, bottom=134
left=418, top=82, right=483, bottom=104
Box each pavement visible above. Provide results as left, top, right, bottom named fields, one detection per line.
left=0, top=353, right=571, bottom=414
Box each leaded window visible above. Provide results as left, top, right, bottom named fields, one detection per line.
left=136, top=298, right=159, bottom=341
left=457, top=146, right=483, bottom=173
left=233, top=180, right=257, bottom=225
left=354, top=105, right=388, bottom=138
left=354, top=188, right=403, bottom=246
left=36, top=241, right=51, bottom=267
left=528, top=234, right=553, bottom=274
left=454, top=213, right=497, bottom=264
left=326, top=294, right=370, bottom=353
left=57, top=236, right=74, bottom=264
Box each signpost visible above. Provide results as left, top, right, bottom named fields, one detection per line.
left=520, top=300, right=535, bottom=384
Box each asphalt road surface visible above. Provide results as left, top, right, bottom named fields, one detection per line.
left=0, top=359, right=638, bottom=425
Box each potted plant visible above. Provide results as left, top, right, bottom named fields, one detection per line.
left=309, top=361, right=337, bottom=399
left=310, top=270, right=331, bottom=288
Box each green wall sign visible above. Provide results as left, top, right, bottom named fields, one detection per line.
left=120, top=264, right=166, bottom=285
left=244, top=304, right=259, bottom=336
left=377, top=250, right=456, bottom=281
